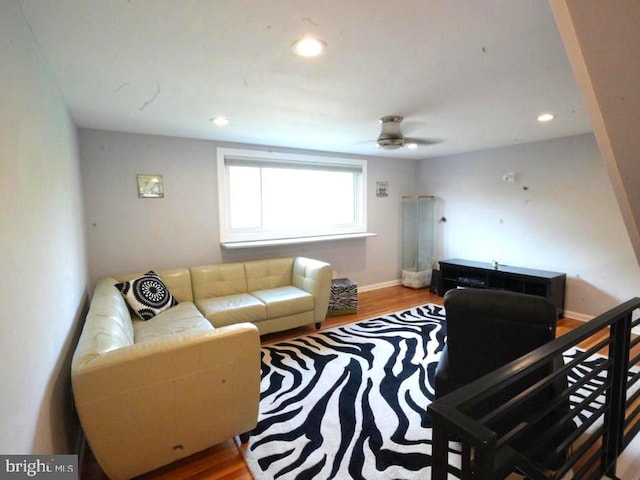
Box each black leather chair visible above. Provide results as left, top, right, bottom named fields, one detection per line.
left=435, top=288, right=574, bottom=470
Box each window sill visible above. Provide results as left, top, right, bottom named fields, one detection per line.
left=221, top=232, right=378, bottom=249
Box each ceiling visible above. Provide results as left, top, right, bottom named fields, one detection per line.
left=18, top=0, right=593, bottom=160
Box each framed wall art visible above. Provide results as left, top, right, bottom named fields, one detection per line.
left=137, top=174, right=164, bottom=198
left=376, top=181, right=389, bottom=197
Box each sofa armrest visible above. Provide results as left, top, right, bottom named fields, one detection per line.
left=292, top=257, right=332, bottom=324
left=72, top=323, right=260, bottom=480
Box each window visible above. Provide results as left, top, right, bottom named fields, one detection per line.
left=217, top=148, right=367, bottom=245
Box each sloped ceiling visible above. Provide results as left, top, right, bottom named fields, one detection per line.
left=551, top=0, right=640, bottom=263
left=18, top=0, right=592, bottom=159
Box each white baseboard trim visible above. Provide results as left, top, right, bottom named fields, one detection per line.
left=565, top=311, right=640, bottom=335
left=359, top=279, right=402, bottom=292
left=563, top=310, right=593, bottom=322
left=356, top=284, right=597, bottom=324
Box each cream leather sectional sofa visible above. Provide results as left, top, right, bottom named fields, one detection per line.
left=72, top=256, right=331, bottom=480
left=191, top=256, right=332, bottom=335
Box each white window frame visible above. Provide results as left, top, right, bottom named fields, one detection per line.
left=217, top=147, right=368, bottom=245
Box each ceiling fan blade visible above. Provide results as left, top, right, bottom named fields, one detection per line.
left=405, top=137, right=444, bottom=146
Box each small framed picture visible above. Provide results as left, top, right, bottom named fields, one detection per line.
left=376, top=181, right=389, bottom=197
left=137, top=174, right=164, bottom=198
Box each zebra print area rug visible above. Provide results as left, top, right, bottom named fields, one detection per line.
left=239, top=304, right=638, bottom=480
left=241, top=303, right=452, bottom=479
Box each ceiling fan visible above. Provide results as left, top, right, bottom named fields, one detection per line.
left=375, top=115, right=440, bottom=150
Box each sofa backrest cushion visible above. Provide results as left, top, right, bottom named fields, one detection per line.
left=72, top=277, right=135, bottom=369
left=245, top=257, right=294, bottom=292
left=191, top=263, right=248, bottom=298
left=113, top=268, right=193, bottom=303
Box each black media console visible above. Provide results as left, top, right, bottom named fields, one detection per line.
left=438, top=258, right=566, bottom=318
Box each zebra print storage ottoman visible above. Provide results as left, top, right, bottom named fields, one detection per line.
left=328, top=278, right=358, bottom=316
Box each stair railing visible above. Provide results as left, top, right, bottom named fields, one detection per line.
left=428, top=297, right=640, bottom=480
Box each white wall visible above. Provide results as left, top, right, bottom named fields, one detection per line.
left=0, top=1, right=88, bottom=454
left=79, top=129, right=419, bottom=289
left=418, top=133, right=640, bottom=317
left=81, top=130, right=640, bottom=318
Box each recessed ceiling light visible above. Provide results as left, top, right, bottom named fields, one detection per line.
left=537, top=113, right=555, bottom=122
left=292, top=37, right=326, bottom=57
left=406, top=142, right=418, bottom=149
left=211, top=116, right=229, bottom=126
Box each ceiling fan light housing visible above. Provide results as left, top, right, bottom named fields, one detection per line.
left=376, top=115, right=405, bottom=149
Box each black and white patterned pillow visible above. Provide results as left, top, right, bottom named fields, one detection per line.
left=115, top=271, right=178, bottom=320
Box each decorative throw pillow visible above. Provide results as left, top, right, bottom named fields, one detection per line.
left=115, top=271, right=179, bottom=320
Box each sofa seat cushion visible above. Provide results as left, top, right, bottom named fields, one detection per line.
left=133, top=303, right=213, bottom=344
left=251, top=286, right=314, bottom=319
left=196, top=294, right=267, bottom=327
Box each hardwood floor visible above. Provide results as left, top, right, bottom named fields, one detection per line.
left=81, top=285, right=585, bottom=480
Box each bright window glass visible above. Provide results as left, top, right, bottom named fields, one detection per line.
left=228, top=167, right=261, bottom=229
left=218, top=148, right=367, bottom=244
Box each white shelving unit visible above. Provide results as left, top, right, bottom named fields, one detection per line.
left=401, top=195, right=435, bottom=289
